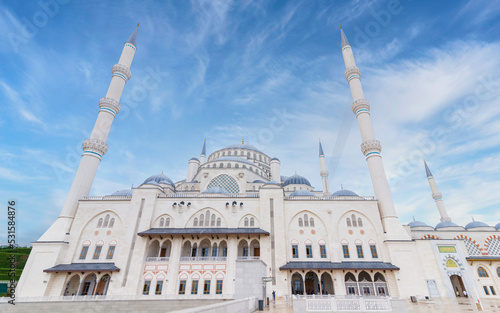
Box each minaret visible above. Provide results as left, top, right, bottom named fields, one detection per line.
left=200, top=139, right=207, bottom=164
left=318, top=139, right=330, bottom=196
left=39, top=24, right=139, bottom=241
left=340, top=27, right=408, bottom=239
left=424, top=160, right=451, bottom=222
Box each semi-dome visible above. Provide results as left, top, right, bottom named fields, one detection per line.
left=142, top=173, right=175, bottom=187
left=265, top=180, right=281, bottom=185
left=202, top=187, right=230, bottom=194
left=253, top=180, right=267, bottom=183
left=331, top=189, right=358, bottom=197
left=189, top=157, right=199, bottom=161
left=289, top=190, right=316, bottom=197
left=408, top=220, right=430, bottom=228
left=495, top=222, right=500, bottom=229
left=283, top=174, right=311, bottom=187
left=464, top=221, right=489, bottom=229
left=223, top=144, right=263, bottom=153
left=435, top=221, right=460, bottom=229
left=212, top=156, right=255, bottom=166
left=110, top=189, right=133, bottom=196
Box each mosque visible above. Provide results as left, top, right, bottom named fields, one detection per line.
left=15, top=24, right=500, bottom=310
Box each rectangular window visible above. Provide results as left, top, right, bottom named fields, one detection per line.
left=191, top=280, right=199, bottom=294
left=320, top=245, right=327, bottom=258
left=243, top=247, right=249, bottom=257
left=483, top=286, right=489, bottom=295
left=79, top=246, right=89, bottom=260
left=490, top=286, right=496, bottom=295
left=356, top=245, right=364, bottom=258
left=370, top=245, right=378, bottom=258
left=191, top=248, right=197, bottom=257
left=306, top=245, right=313, bottom=258
left=106, top=246, right=115, bottom=259
left=143, top=281, right=151, bottom=295
left=216, top=280, right=223, bottom=294
left=81, top=282, right=91, bottom=295
left=155, top=281, right=163, bottom=295
left=212, top=247, right=218, bottom=256
left=93, top=246, right=102, bottom=259
left=223, top=247, right=227, bottom=257
left=342, top=245, right=350, bottom=258
left=292, top=245, right=299, bottom=258
left=203, top=280, right=211, bottom=294
left=179, top=280, right=186, bottom=294
left=201, top=247, right=208, bottom=257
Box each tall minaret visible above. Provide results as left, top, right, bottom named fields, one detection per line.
left=318, top=139, right=330, bottom=196
left=424, top=160, right=451, bottom=222
left=340, top=27, right=408, bottom=239
left=39, top=24, right=139, bottom=241
left=200, top=139, right=207, bottom=164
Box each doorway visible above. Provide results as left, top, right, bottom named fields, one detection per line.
left=450, top=275, right=466, bottom=297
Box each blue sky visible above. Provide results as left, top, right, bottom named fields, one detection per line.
left=1, top=0, right=500, bottom=245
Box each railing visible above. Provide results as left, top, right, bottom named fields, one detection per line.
left=146, top=257, right=170, bottom=262
left=284, top=196, right=376, bottom=201
left=7, top=294, right=239, bottom=303
left=158, top=193, right=259, bottom=198
left=293, top=295, right=391, bottom=312
left=180, top=256, right=227, bottom=262
left=236, top=256, right=260, bottom=260
left=82, top=196, right=132, bottom=201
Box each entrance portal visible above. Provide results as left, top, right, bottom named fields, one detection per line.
left=450, top=275, right=466, bottom=297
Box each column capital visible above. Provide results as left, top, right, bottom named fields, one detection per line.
left=112, top=64, right=132, bottom=81
left=352, top=99, right=370, bottom=116
left=99, top=97, right=121, bottom=115
left=82, top=138, right=109, bottom=159
left=360, top=140, right=381, bottom=158
left=345, top=66, right=361, bottom=82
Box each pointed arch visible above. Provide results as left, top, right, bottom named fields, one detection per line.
left=238, top=214, right=259, bottom=227
left=186, top=208, right=227, bottom=228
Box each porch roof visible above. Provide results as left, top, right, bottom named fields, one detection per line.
left=44, top=262, right=120, bottom=272
left=279, top=261, right=399, bottom=271
left=138, top=227, right=270, bottom=236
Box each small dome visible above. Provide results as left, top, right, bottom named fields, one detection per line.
left=142, top=173, right=175, bottom=187
left=253, top=180, right=267, bottom=183
left=283, top=174, right=311, bottom=187
left=435, top=221, right=460, bottom=229
left=331, top=189, right=358, bottom=197
left=110, top=189, right=133, bottom=196
left=265, top=180, right=281, bottom=185
left=289, top=190, right=316, bottom=197
left=202, top=187, right=230, bottom=194
left=271, top=157, right=280, bottom=161
left=408, top=220, right=429, bottom=228
left=223, top=144, right=263, bottom=153
left=190, top=157, right=199, bottom=161
left=495, top=222, right=500, bottom=229
left=464, top=221, right=489, bottom=229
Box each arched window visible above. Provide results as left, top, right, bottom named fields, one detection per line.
left=228, top=151, right=231, bottom=156
left=235, top=164, right=239, bottom=168
left=217, top=217, right=221, bottom=227
left=250, top=218, right=255, bottom=227
left=497, top=267, right=500, bottom=277
left=478, top=267, right=488, bottom=277
left=253, top=153, right=256, bottom=159
left=222, top=152, right=225, bottom=156
left=205, top=210, right=210, bottom=226
left=212, top=164, right=216, bottom=168
left=103, top=214, right=110, bottom=228
left=97, top=218, right=103, bottom=228
left=310, top=218, right=314, bottom=227
left=194, top=218, right=198, bottom=227
left=227, top=163, right=231, bottom=168
left=244, top=218, right=249, bottom=227
left=299, top=218, right=303, bottom=227
left=108, top=218, right=115, bottom=228
left=347, top=218, right=351, bottom=227
left=304, top=214, right=309, bottom=227
left=352, top=214, right=357, bottom=227
left=358, top=218, right=363, bottom=227
left=243, top=165, right=247, bottom=169
left=219, top=163, right=223, bottom=168
left=200, top=214, right=204, bottom=226
left=211, top=214, right=216, bottom=227
left=165, top=217, right=170, bottom=227
left=247, top=152, right=250, bottom=158
left=160, top=218, right=164, bottom=227
left=191, top=186, right=195, bottom=191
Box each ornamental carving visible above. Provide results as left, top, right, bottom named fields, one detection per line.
left=99, top=97, right=121, bottom=114
left=112, top=64, right=132, bottom=80
left=352, top=99, right=370, bottom=115
left=83, top=138, right=109, bottom=157
left=432, top=192, right=443, bottom=200
left=360, top=140, right=381, bottom=156
left=344, top=66, right=361, bottom=81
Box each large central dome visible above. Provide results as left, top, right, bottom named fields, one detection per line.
left=223, top=144, right=263, bottom=153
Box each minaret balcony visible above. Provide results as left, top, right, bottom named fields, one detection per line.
left=344, top=66, right=361, bottom=82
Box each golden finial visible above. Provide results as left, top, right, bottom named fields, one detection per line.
left=295, top=171, right=297, bottom=175
left=242, top=138, right=244, bottom=144
left=340, top=25, right=342, bottom=30
left=161, top=170, right=163, bottom=174
left=137, top=22, right=140, bottom=27
left=319, top=138, right=321, bottom=142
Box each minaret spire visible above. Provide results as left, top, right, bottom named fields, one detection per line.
left=200, top=139, right=207, bottom=164
left=340, top=27, right=408, bottom=239
left=39, top=25, right=139, bottom=241
left=424, top=160, right=451, bottom=222
left=318, top=139, right=330, bottom=196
